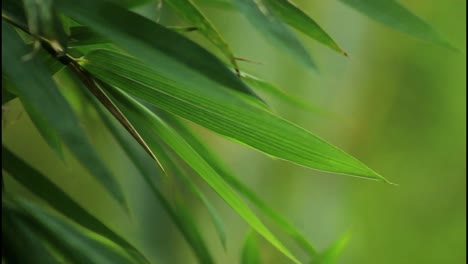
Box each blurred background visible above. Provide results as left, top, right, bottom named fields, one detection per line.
left=2, top=0, right=466, bottom=263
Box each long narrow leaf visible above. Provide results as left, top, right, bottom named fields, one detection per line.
left=1, top=146, right=150, bottom=263
left=263, top=0, right=346, bottom=55
left=241, top=231, right=261, bottom=264
left=81, top=49, right=390, bottom=181
left=339, top=0, right=456, bottom=50
left=164, top=0, right=240, bottom=72
left=231, top=0, right=317, bottom=69
left=55, top=0, right=262, bottom=100
left=1, top=22, right=127, bottom=209
left=102, top=84, right=300, bottom=263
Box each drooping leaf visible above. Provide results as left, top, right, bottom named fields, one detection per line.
left=1, top=146, right=150, bottom=264
left=3, top=198, right=138, bottom=264
left=242, top=231, right=261, bottom=264
left=339, top=0, right=456, bottom=50
left=55, top=0, right=262, bottom=100
left=160, top=113, right=319, bottom=259
left=231, top=0, right=317, bottom=69
left=262, top=0, right=347, bottom=55
left=82, top=49, right=390, bottom=181
left=1, top=22, right=127, bottom=209
left=315, top=232, right=351, bottom=264
left=85, top=88, right=215, bottom=264
left=164, top=0, right=240, bottom=72
left=101, top=84, right=300, bottom=263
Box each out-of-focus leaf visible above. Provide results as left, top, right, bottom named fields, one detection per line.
left=85, top=88, right=215, bottom=264
left=231, top=0, right=317, bottom=70
left=3, top=198, right=138, bottom=264
left=155, top=147, right=227, bottom=250
left=315, top=232, right=351, bottom=264
left=160, top=113, right=319, bottom=259
left=339, top=0, right=456, bottom=50
left=2, top=208, right=61, bottom=264
left=165, top=0, right=239, bottom=72
left=241, top=72, right=323, bottom=114
left=22, top=0, right=67, bottom=53
left=1, top=22, right=127, bottom=209
left=1, top=146, right=150, bottom=264
left=82, top=49, right=390, bottom=181
left=241, top=231, right=261, bottom=264
left=2, top=0, right=28, bottom=31
left=101, top=84, right=300, bottom=263
left=263, top=0, right=346, bottom=55
left=55, top=0, right=262, bottom=100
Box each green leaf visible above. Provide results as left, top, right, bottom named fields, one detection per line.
left=2, top=209, right=61, bottom=264
left=240, top=72, right=324, bottom=114
left=69, top=26, right=109, bottom=47
left=262, top=0, right=347, bottom=55
left=55, top=0, right=262, bottom=100
left=86, top=88, right=215, bottom=264
left=1, top=22, right=127, bottom=209
left=160, top=113, right=319, bottom=259
left=242, top=231, right=261, bottom=264
left=101, top=84, right=300, bottom=263
left=1, top=146, right=150, bottom=264
left=154, top=146, right=227, bottom=251
left=3, top=198, right=138, bottom=264
left=164, top=0, right=240, bottom=72
left=339, top=0, right=456, bottom=50
left=315, top=232, right=351, bottom=264
left=82, top=49, right=390, bottom=181
left=231, top=0, right=317, bottom=69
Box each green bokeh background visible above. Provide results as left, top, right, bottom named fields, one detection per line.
left=2, top=0, right=466, bottom=263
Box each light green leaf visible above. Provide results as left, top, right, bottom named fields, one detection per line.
left=82, top=49, right=390, bottom=181
left=1, top=22, right=127, bottom=209
left=315, top=232, right=351, bottom=264
left=231, top=0, right=317, bottom=69
left=242, top=231, right=261, bottom=264
left=1, top=146, right=150, bottom=264
left=55, top=0, right=262, bottom=100
left=86, top=88, right=215, bottom=264
left=101, top=84, right=300, bottom=263
left=3, top=198, right=138, bottom=264
left=263, top=0, right=346, bottom=55
left=339, top=0, right=456, bottom=50
left=160, top=113, right=319, bottom=259
left=164, top=0, right=240, bottom=72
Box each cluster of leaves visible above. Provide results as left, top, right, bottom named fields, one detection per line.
left=1, top=0, right=452, bottom=263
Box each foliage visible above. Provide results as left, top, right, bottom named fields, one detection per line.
left=1, top=0, right=453, bottom=263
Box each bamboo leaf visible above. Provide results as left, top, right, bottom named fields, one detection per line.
left=86, top=88, right=215, bottom=264
left=242, top=231, right=261, bottom=264
left=231, top=0, right=317, bottom=69
left=160, top=113, right=319, bottom=259
left=315, top=232, right=351, bottom=264
left=55, top=0, right=262, bottom=100
left=101, top=84, right=300, bottom=263
left=1, top=22, right=127, bottom=209
left=3, top=198, right=138, bottom=264
left=263, top=0, right=346, bottom=55
left=164, top=0, right=240, bottom=72
left=1, top=146, right=150, bottom=264
left=82, top=49, right=390, bottom=181
left=339, top=0, right=456, bottom=50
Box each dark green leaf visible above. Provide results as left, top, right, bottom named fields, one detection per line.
left=231, top=0, right=317, bottom=69
left=340, top=0, right=456, bottom=50
left=1, top=146, right=150, bottom=264
left=263, top=0, right=346, bottom=55
left=165, top=0, right=240, bottom=72
left=1, top=22, right=127, bottom=209
left=82, top=49, right=390, bottom=181
left=55, top=0, right=262, bottom=100
left=101, top=84, right=300, bottom=263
